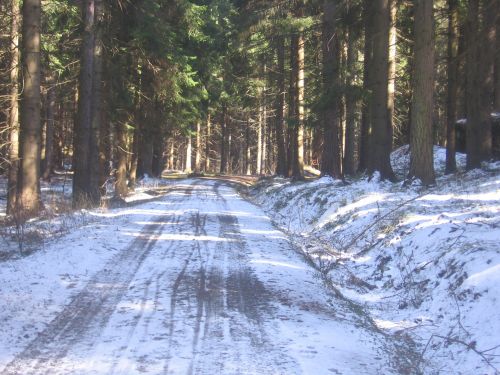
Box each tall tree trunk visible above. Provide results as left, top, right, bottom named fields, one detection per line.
left=466, top=0, right=494, bottom=169
left=114, top=121, right=128, bottom=198
left=321, top=0, right=342, bottom=179
left=227, top=129, right=232, bottom=174
left=98, top=118, right=110, bottom=195
left=185, top=133, right=192, bottom=173
left=262, top=66, right=268, bottom=175
left=112, top=27, right=130, bottom=201
left=369, top=0, right=395, bottom=180
left=42, top=82, right=55, bottom=180
left=7, top=0, right=20, bottom=215
left=257, top=101, right=263, bottom=174
left=358, top=0, right=374, bottom=172
left=195, top=121, right=201, bottom=172
left=220, top=109, right=228, bottom=174
left=344, top=15, right=358, bottom=176
left=170, top=139, right=175, bottom=170
left=293, top=29, right=305, bottom=180
left=495, top=9, right=500, bottom=111
left=128, top=124, right=140, bottom=188
left=245, top=123, right=251, bottom=175
left=88, top=0, right=103, bottom=202
left=388, top=0, right=397, bottom=142
left=465, top=0, right=480, bottom=168
left=275, top=36, right=287, bottom=176
left=18, top=0, right=42, bottom=217
left=205, top=114, right=211, bottom=172
left=98, top=73, right=110, bottom=195
left=73, top=0, right=95, bottom=207
left=409, top=0, right=436, bottom=185
left=287, top=35, right=298, bottom=178
left=445, top=0, right=459, bottom=173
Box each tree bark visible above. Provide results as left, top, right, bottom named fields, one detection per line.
left=7, top=0, right=21, bottom=215
left=220, top=109, right=228, bottom=174
left=88, top=0, right=103, bottom=202
left=445, top=0, right=459, bottom=173
left=257, top=100, right=263, bottom=175
left=245, top=122, right=252, bottom=175
left=227, top=128, right=232, bottom=174
left=409, top=0, right=436, bottom=185
left=18, top=0, right=42, bottom=217
left=388, top=0, right=397, bottom=143
left=293, top=30, right=305, bottom=180
left=358, top=0, right=374, bottom=173
left=344, top=13, right=358, bottom=176
left=321, top=0, right=342, bottom=179
left=275, top=36, right=287, bottom=176
left=128, top=123, right=140, bottom=188
left=495, top=7, right=500, bottom=111
left=195, top=121, right=201, bottom=172
left=114, top=121, right=128, bottom=198
left=262, top=97, right=267, bottom=174
left=205, top=114, right=211, bottom=172
left=185, top=132, right=192, bottom=173
left=262, top=65, right=268, bottom=175
left=98, top=73, right=110, bottom=195
left=369, top=0, right=395, bottom=180
left=287, top=35, right=298, bottom=178
left=465, top=0, right=480, bottom=168
left=42, top=82, right=55, bottom=180
left=466, top=0, right=494, bottom=169
left=73, top=0, right=95, bottom=207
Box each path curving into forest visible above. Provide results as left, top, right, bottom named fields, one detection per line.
left=0, top=179, right=403, bottom=375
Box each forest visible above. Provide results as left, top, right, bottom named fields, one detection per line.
left=0, top=1, right=500, bottom=374
left=0, top=0, right=498, bottom=217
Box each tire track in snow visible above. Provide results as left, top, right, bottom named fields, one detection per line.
left=160, top=182, right=232, bottom=374
left=0, top=183, right=197, bottom=375
left=101, top=184, right=204, bottom=375
left=184, top=181, right=297, bottom=374
left=162, top=210, right=207, bottom=375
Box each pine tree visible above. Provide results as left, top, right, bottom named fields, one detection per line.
left=73, top=0, right=96, bottom=207
left=274, top=36, right=287, bottom=176
left=320, top=0, right=342, bottom=179
left=495, top=9, right=500, bottom=111
left=18, top=0, right=42, bottom=217
left=369, top=0, right=395, bottom=180
left=466, top=0, right=495, bottom=169
left=7, top=0, right=20, bottom=215
left=359, top=0, right=374, bottom=173
left=445, top=0, right=459, bottom=174
left=409, top=0, right=436, bottom=185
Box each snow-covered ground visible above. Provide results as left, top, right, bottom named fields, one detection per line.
left=1, top=148, right=498, bottom=374
left=0, top=179, right=414, bottom=374
left=0, top=174, right=174, bottom=260
left=249, top=146, right=500, bottom=375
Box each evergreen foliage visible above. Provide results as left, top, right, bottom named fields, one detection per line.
left=0, top=0, right=498, bottom=214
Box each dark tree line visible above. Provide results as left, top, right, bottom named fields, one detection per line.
left=0, top=0, right=499, bottom=218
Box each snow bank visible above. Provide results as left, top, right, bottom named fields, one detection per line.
left=250, top=146, right=500, bottom=374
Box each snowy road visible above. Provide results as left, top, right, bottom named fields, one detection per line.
left=0, top=179, right=400, bottom=375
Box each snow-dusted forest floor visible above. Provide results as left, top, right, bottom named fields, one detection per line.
left=0, top=179, right=412, bottom=375
left=0, top=174, right=174, bottom=260
left=249, top=146, right=500, bottom=375
left=0, top=147, right=498, bottom=374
